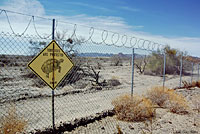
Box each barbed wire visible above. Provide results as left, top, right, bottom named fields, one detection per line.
left=0, top=8, right=166, bottom=52
left=67, top=24, right=165, bottom=52
left=32, top=16, right=54, bottom=39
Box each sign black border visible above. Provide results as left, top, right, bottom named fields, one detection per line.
left=27, top=40, right=74, bottom=90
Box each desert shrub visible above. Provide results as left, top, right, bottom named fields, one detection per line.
left=0, top=106, right=27, bottom=134
left=146, top=86, right=171, bottom=107
left=145, top=52, right=163, bottom=75
left=191, top=80, right=200, bottom=88
left=196, top=80, right=200, bottom=88
left=96, top=62, right=102, bottom=69
left=191, top=81, right=197, bottom=87
left=0, top=55, right=11, bottom=66
left=135, top=55, right=148, bottom=74
left=110, top=55, right=123, bottom=66
left=182, top=81, right=192, bottom=89
left=59, top=65, right=86, bottom=87
left=182, top=80, right=200, bottom=89
left=112, top=94, right=155, bottom=122
left=107, top=77, right=121, bottom=87
left=165, top=91, right=189, bottom=114
left=145, top=46, right=184, bottom=75
left=147, top=86, right=189, bottom=114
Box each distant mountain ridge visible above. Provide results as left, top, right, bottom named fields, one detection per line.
left=78, top=52, right=134, bottom=57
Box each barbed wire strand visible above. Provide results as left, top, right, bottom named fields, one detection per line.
left=4, top=10, right=16, bottom=34
left=0, top=8, right=166, bottom=52
left=32, top=16, right=53, bottom=39
left=0, top=10, right=3, bottom=15
left=66, top=22, right=165, bottom=51
left=0, top=8, right=52, bottom=20
left=57, top=19, right=166, bottom=51
left=2, top=10, right=32, bottom=36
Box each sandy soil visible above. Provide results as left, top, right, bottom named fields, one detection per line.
left=63, top=88, right=200, bottom=134
left=64, top=109, right=200, bottom=134
left=0, top=58, right=199, bottom=133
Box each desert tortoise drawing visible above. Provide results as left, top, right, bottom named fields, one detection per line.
left=41, top=58, right=64, bottom=78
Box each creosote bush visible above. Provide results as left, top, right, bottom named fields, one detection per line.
left=112, top=94, right=155, bottom=122
left=147, top=86, right=189, bottom=114
left=0, top=106, right=27, bottom=134
left=145, top=46, right=187, bottom=75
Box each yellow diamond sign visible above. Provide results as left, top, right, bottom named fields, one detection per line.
left=28, top=40, right=74, bottom=90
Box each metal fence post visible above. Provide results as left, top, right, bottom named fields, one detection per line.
left=179, top=53, right=183, bottom=87
left=191, top=62, right=194, bottom=83
left=131, top=48, right=135, bottom=96
left=52, top=18, right=55, bottom=132
left=198, top=63, right=200, bottom=81
left=163, top=52, right=166, bottom=88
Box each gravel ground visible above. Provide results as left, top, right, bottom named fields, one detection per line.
left=64, top=108, right=200, bottom=134
left=0, top=64, right=198, bottom=133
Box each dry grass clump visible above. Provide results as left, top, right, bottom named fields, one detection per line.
left=166, top=91, right=189, bottom=114
left=0, top=106, right=27, bottom=134
left=112, top=94, right=155, bottom=122
left=147, top=86, right=189, bottom=114
left=146, top=86, right=171, bottom=107
left=196, top=80, right=200, bottom=88
left=182, top=80, right=200, bottom=89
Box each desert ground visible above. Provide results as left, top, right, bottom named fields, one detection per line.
left=0, top=56, right=199, bottom=134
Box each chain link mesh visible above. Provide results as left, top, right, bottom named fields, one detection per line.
left=0, top=9, right=198, bottom=134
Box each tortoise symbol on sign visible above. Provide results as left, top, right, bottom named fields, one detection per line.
left=41, top=59, right=64, bottom=78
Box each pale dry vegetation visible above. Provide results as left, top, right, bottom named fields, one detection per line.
left=112, top=94, right=155, bottom=122
left=166, top=91, right=189, bottom=114
left=146, top=86, right=171, bottom=107
left=182, top=80, right=200, bottom=89
left=0, top=106, right=27, bottom=134
left=147, top=86, right=189, bottom=114
left=145, top=46, right=190, bottom=76
left=112, top=86, right=190, bottom=123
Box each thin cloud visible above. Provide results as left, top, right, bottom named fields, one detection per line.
left=119, top=6, right=140, bottom=12
left=0, top=0, right=45, bottom=16
left=0, top=0, right=199, bottom=56
left=64, top=2, right=114, bottom=12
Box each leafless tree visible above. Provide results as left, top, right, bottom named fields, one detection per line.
left=135, top=55, right=148, bottom=74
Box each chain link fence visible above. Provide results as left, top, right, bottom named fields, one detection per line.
left=0, top=9, right=199, bottom=133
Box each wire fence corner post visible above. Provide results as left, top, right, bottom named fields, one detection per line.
left=191, top=62, right=194, bottom=83
left=163, top=52, right=166, bottom=88
left=52, top=18, right=55, bottom=133
left=131, top=48, right=135, bottom=97
left=179, top=53, right=183, bottom=87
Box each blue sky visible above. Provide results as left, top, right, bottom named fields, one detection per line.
left=0, top=0, right=200, bottom=56
left=39, top=0, right=200, bottom=37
